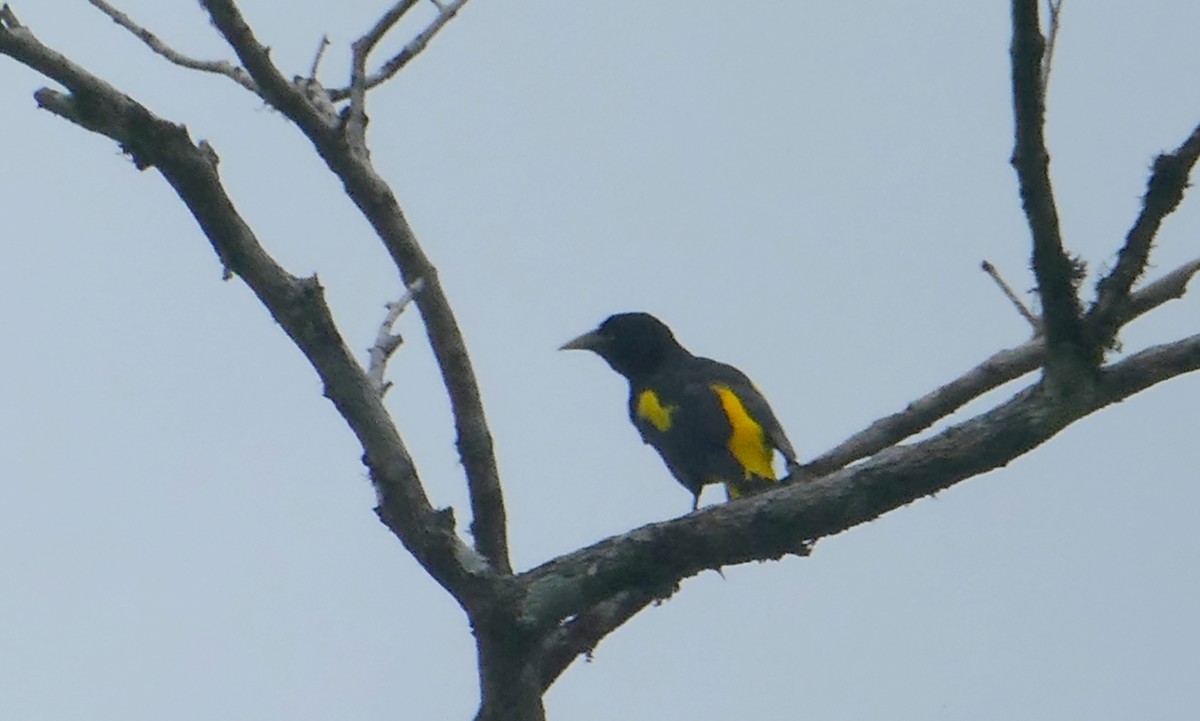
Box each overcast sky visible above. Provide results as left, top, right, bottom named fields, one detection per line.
left=3, top=2, right=1199, bottom=719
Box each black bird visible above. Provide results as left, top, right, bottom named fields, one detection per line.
left=561, top=312, right=800, bottom=510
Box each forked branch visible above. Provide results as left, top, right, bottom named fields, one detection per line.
left=0, top=13, right=485, bottom=598
left=345, top=0, right=421, bottom=136
left=332, top=0, right=472, bottom=101
left=199, top=0, right=510, bottom=573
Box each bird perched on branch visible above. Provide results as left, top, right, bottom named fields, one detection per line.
left=561, top=312, right=801, bottom=510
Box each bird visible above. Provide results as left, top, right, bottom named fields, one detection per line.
left=560, top=312, right=801, bottom=511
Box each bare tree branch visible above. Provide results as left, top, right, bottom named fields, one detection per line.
left=1089, top=122, right=1200, bottom=344
left=329, top=0, right=472, bottom=102
left=372, top=0, right=470, bottom=85
left=804, top=255, right=1200, bottom=479
left=0, top=4, right=21, bottom=28
left=0, top=16, right=489, bottom=598
left=804, top=339, right=1043, bottom=478
left=198, top=0, right=334, bottom=130
left=307, top=34, right=330, bottom=80
left=200, top=0, right=511, bottom=573
left=356, top=0, right=423, bottom=58
left=1010, top=0, right=1092, bottom=378
left=537, top=589, right=660, bottom=690
left=367, top=277, right=426, bottom=395
left=982, top=259, right=1041, bottom=331
left=345, top=0, right=421, bottom=138
left=85, top=0, right=258, bottom=94
left=1040, top=0, right=1064, bottom=91
left=1119, top=257, right=1200, bottom=323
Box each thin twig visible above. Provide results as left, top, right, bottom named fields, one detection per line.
left=371, top=0, right=470, bottom=87
left=368, top=277, right=426, bottom=395
left=86, top=0, right=258, bottom=94
left=981, top=260, right=1040, bottom=331
left=356, top=0, right=423, bottom=57
left=1040, top=0, right=1064, bottom=92
left=331, top=0, right=472, bottom=101
left=308, top=34, right=329, bottom=80
left=0, top=4, right=22, bottom=29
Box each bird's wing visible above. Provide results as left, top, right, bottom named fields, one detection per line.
left=694, top=358, right=800, bottom=466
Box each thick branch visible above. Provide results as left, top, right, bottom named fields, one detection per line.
left=518, top=332, right=1200, bottom=632
left=1089, top=122, right=1200, bottom=344
left=0, top=18, right=487, bottom=599
left=1010, top=0, right=1091, bottom=374
left=200, top=0, right=510, bottom=573
left=199, top=0, right=333, bottom=133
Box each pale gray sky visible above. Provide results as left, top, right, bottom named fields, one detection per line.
left=3, top=2, right=1199, bottom=719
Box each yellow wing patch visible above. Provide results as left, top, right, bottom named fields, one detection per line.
left=636, top=389, right=676, bottom=432
left=710, top=384, right=774, bottom=480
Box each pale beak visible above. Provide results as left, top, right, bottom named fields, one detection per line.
left=559, top=329, right=605, bottom=352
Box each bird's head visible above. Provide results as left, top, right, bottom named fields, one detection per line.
left=560, top=312, right=689, bottom=381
